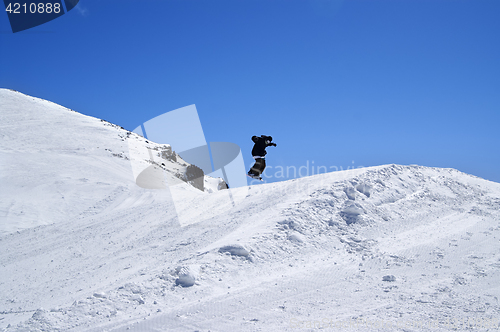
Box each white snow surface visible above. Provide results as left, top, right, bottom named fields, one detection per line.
left=1, top=89, right=500, bottom=331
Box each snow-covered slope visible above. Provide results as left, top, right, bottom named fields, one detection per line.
left=1, top=90, right=500, bottom=331
left=0, top=89, right=225, bottom=235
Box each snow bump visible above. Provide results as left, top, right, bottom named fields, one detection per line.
left=356, top=183, right=372, bottom=197
left=382, top=275, right=396, bottom=282
left=219, top=244, right=250, bottom=257
left=340, top=202, right=365, bottom=224
left=174, top=266, right=196, bottom=287
left=288, top=232, right=305, bottom=244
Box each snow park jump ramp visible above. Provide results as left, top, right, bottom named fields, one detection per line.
left=1, top=89, right=500, bottom=331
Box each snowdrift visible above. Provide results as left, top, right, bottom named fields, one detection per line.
left=1, top=89, right=500, bottom=331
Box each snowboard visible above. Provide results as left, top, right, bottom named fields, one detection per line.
left=247, top=173, right=263, bottom=181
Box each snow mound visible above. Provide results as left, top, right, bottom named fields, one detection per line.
left=219, top=244, right=251, bottom=257
left=174, top=266, right=196, bottom=287
left=382, top=275, right=397, bottom=282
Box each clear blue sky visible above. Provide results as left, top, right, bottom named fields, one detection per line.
left=1, top=0, right=499, bottom=184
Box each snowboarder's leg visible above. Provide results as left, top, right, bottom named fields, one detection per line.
left=248, top=165, right=256, bottom=176
left=248, top=157, right=265, bottom=177
left=248, top=159, right=256, bottom=175
left=257, top=158, right=266, bottom=175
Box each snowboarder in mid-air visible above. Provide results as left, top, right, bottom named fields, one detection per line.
left=247, top=135, right=277, bottom=181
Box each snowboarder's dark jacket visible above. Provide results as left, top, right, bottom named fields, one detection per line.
left=251, top=135, right=276, bottom=157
